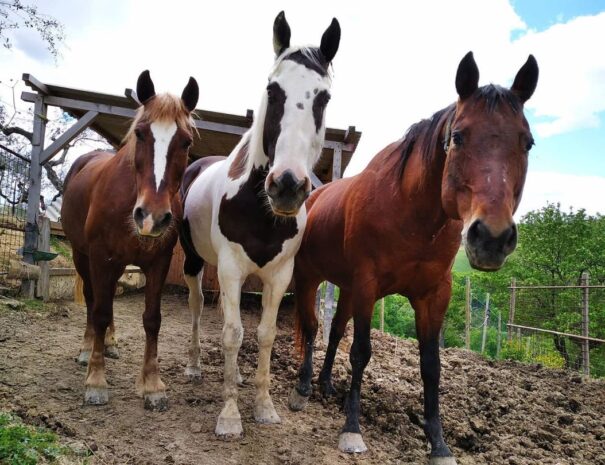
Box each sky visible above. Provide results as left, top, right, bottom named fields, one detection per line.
left=1, top=0, right=604, bottom=218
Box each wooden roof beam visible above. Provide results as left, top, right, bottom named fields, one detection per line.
left=22, top=73, right=49, bottom=95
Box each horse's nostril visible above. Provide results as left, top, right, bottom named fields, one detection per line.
left=133, top=207, right=146, bottom=226
left=467, top=220, right=484, bottom=245
left=159, top=212, right=173, bottom=228
left=504, top=223, right=518, bottom=252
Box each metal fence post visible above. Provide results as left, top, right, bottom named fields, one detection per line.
left=581, top=271, right=590, bottom=376
left=508, top=278, right=516, bottom=342
left=465, top=276, right=471, bottom=350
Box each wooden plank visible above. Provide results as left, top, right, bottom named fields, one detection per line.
left=465, top=276, right=471, bottom=349
left=39, top=111, right=99, bottom=165
left=22, top=73, right=49, bottom=95
left=309, top=171, right=323, bottom=188
left=50, top=221, right=65, bottom=237
left=124, top=88, right=140, bottom=105
left=507, top=323, right=605, bottom=344
left=510, top=284, right=605, bottom=289
left=36, top=215, right=51, bottom=301
left=21, top=91, right=136, bottom=119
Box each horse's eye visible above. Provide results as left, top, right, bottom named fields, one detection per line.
left=526, top=138, right=535, bottom=152
left=183, top=138, right=192, bottom=150
left=452, top=132, right=463, bottom=147
left=134, top=129, right=144, bottom=141
left=267, top=87, right=274, bottom=103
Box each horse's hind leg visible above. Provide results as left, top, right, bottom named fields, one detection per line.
left=254, top=262, right=292, bottom=424
left=288, top=271, right=321, bottom=412
left=136, top=253, right=171, bottom=411
left=183, top=255, right=205, bottom=383
left=318, top=290, right=352, bottom=397
left=411, top=279, right=457, bottom=465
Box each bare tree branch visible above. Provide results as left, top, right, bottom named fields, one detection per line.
left=1, top=125, right=33, bottom=141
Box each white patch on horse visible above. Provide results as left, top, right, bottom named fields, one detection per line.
left=150, top=121, right=177, bottom=191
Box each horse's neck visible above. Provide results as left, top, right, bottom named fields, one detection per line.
left=389, top=137, right=449, bottom=231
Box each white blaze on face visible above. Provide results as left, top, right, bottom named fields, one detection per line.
left=150, top=121, right=177, bottom=191
left=269, top=59, right=330, bottom=182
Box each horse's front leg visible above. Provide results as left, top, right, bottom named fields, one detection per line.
left=410, top=278, right=457, bottom=465
left=215, top=261, right=245, bottom=438
left=136, top=255, right=171, bottom=411
left=255, top=262, right=293, bottom=424
left=84, top=259, right=123, bottom=405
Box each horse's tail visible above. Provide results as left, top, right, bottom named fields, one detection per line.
left=294, top=280, right=320, bottom=360
left=74, top=272, right=85, bottom=305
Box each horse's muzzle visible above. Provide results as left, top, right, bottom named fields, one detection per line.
left=266, top=169, right=309, bottom=217
left=464, top=220, right=517, bottom=271
left=133, top=206, right=173, bottom=237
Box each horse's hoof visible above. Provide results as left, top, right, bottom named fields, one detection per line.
left=254, top=402, right=281, bottom=424
left=215, top=417, right=243, bottom=439
left=104, top=345, right=120, bottom=359
left=184, top=366, right=202, bottom=383
left=288, top=387, right=310, bottom=412
left=429, top=456, right=458, bottom=465
left=319, top=380, right=337, bottom=398
left=338, top=432, right=368, bottom=453
left=76, top=351, right=90, bottom=366
left=144, top=392, right=168, bottom=411
left=84, top=387, right=108, bottom=405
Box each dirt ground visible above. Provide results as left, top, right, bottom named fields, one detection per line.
left=1, top=291, right=604, bottom=465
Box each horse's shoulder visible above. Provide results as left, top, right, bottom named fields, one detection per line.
left=64, top=150, right=114, bottom=190
left=181, top=156, right=226, bottom=200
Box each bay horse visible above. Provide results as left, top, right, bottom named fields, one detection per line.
left=289, top=52, right=539, bottom=463
left=180, top=11, right=340, bottom=438
left=61, top=71, right=199, bottom=410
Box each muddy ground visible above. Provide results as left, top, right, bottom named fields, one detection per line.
left=0, top=291, right=604, bottom=465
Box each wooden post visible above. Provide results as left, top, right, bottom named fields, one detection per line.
left=465, top=276, right=471, bottom=350
left=380, top=298, right=385, bottom=333
left=323, top=282, right=336, bottom=345
left=508, top=278, right=516, bottom=342
left=496, top=310, right=502, bottom=358
left=581, top=271, right=590, bottom=376
left=35, top=215, right=51, bottom=301
left=21, top=95, right=47, bottom=297
left=481, top=293, right=490, bottom=354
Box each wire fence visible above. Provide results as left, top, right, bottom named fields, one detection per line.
left=0, top=145, right=29, bottom=286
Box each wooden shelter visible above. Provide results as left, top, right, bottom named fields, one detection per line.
left=19, top=74, right=361, bottom=295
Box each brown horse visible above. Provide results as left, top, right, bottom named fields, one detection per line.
left=289, top=52, right=538, bottom=463
left=61, top=70, right=198, bottom=410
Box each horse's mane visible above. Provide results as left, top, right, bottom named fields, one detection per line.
left=395, top=84, right=522, bottom=180
left=123, top=93, right=196, bottom=147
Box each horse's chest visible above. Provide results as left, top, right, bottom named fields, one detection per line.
left=218, top=187, right=299, bottom=269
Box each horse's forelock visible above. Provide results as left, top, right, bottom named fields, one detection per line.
left=271, top=46, right=333, bottom=83
left=124, top=93, right=195, bottom=146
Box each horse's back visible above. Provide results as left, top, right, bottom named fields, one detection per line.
left=180, top=156, right=226, bottom=201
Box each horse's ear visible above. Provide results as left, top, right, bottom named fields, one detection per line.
left=455, top=51, right=479, bottom=101
left=136, top=70, right=156, bottom=105
left=273, top=11, right=291, bottom=56
left=181, top=77, right=199, bottom=112
left=511, top=55, right=539, bottom=104
left=320, top=18, right=341, bottom=63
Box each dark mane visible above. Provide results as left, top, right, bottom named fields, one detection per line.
left=396, top=84, right=522, bottom=180
left=396, top=105, right=454, bottom=180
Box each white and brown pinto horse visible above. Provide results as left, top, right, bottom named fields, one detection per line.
left=62, top=71, right=198, bottom=410
left=180, top=11, right=340, bottom=438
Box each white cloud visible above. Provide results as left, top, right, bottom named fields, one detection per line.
left=0, top=1, right=603, bottom=213
left=517, top=171, right=605, bottom=218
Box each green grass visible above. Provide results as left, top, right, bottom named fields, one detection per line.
left=452, top=247, right=472, bottom=273
left=0, top=412, right=83, bottom=465
left=49, top=236, right=72, bottom=260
